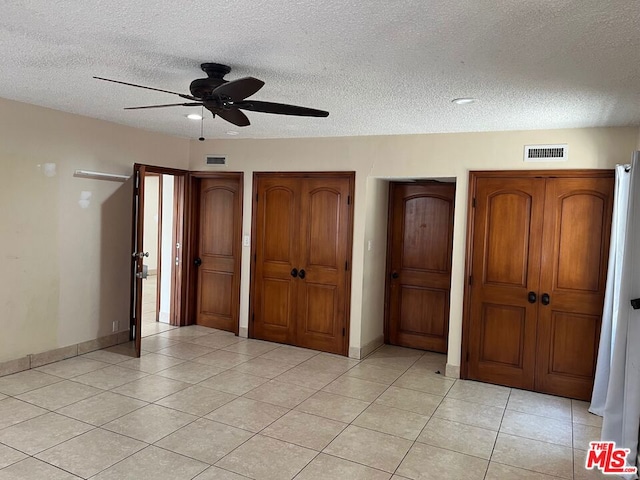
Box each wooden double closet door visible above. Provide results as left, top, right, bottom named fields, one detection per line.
left=251, top=173, right=354, bottom=355
left=465, top=171, right=614, bottom=400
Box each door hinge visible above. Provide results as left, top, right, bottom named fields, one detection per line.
left=468, top=275, right=473, bottom=285
left=342, top=327, right=345, bottom=336
left=252, top=313, right=255, bottom=322
left=345, top=261, right=348, bottom=271
left=472, top=197, right=476, bottom=208
left=347, top=195, right=351, bottom=205
left=255, top=193, right=259, bottom=201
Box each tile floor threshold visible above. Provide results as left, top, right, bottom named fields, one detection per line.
left=0, top=325, right=614, bottom=479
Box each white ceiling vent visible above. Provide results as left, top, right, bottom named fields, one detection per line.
left=206, top=155, right=227, bottom=167
left=524, top=144, right=568, bottom=162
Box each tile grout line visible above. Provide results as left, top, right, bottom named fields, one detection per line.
left=482, top=386, right=512, bottom=480
left=390, top=370, right=453, bottom=479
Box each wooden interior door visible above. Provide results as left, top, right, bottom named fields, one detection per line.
left=386, top=182, right=455, bottom=352
left=467, top=177, right=546, bottom=390
left=194, top=176, right=242, bottom=333
left=130, top=164, right=147, bottom=357
left=252, top=176, right=300, bottom=344
left=295, top=176, right=352, bottom=354
left=535, top=176, right=614, bottom=400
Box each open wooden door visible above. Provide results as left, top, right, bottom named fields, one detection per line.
left=130, top=164, right=147, bottom=357
left=130, top=164, right=188, bottom=357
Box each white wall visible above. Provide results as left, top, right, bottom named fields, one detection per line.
left=0, top=97, right=188, bottom=362
left=142, top=175, right=160, bottom=272
left=358, top=177, right=390, bottom=352
left=158, top=175, right=175, bottom=324
left=188, top=127, right=638, bottom=365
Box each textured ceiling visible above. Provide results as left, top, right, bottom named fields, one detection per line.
left=1, top=1, right=639, bottom=139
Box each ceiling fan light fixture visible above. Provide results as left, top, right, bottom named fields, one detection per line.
left=187, top=113, right=203, bottom=120
left=452, top=97, right=477, bottom=105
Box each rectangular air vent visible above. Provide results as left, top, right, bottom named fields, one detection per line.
left=206, top=155, right=227, bottom=166
left=524, top=144, right=568, bottom=162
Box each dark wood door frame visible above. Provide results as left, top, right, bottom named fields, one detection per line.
left=461, top=169, right=615, bottom=380
left=248, top=171, right=355, bottom=356
left=184, top=171, right=243, bottom=332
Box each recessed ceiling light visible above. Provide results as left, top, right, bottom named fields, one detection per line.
left=187, top=113, right=202, bottom=120
left=451, top=98, right=477, bottom=105
left=226, top=131, right=239, bottom=136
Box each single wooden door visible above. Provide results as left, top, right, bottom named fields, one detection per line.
left=252, top=176, right=301, bottom=344
left=194, top=177, right=242, bottom=333
left=130, top=164, right=147, bottom=357
left=295, top=177, right=352, bottom=354
left=386, top=182, right=455, bottom=352
left=535, top=176, right=614, bottom=400
left=467, top=177, right=546, bottom=390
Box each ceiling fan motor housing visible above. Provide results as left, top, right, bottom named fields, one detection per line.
left=189, top=63, right=231, bottom=99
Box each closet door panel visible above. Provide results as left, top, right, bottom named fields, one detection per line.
left=535, top=177, right=614, bottom=400
left=295, top=177, right=351, bottom=354
left=467, top=177, right=546, bottom=389
left=253, top=178, right=300, bottom=344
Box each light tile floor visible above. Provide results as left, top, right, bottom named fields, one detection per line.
left=141, top=275, right=176, bottom=337
left=0, top=326, right=616, bottom=479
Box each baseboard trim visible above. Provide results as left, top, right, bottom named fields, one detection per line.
left=445, top=363, right=461, bottom=379
left=238, top=327, right=249, bottom=338
left=349, top=335, right=384, bottom=360
left=0, top=329, right=132, bottom=378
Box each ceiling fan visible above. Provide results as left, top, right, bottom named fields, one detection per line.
left=94, top=63, right=329, bottom=127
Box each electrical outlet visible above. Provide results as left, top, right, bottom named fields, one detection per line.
left=112, top=321, right=119, bottom=332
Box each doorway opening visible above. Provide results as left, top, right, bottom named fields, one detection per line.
left=130, top=165, right=243, bottom=357
left=131, top=165, right=187, bottom=355
left=382, top=178, right=456, bottom=353
left=140, top=173, right=184, bottom=337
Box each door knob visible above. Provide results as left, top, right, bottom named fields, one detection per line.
left=541, top=293, right=550, bottom=305
left=132, top=252, right=149, bottom=258
left=194, top=257, right=202, bottom=267
left=391, top=272, right=399, bottom=279
left=298, top=269, right=306, bottom=279
left=527, top=291, right=537, bottom=303
left=290, top=268, right=298, bottom=278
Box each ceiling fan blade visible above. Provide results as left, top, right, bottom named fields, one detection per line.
left=212, top=77, right=265, bottom=102
left=235, top=100, right=329, bottom=117
left=93, top=76, right=197, bottom=101
left=215, top=108, right=251, bottom=127
left=124, top=102, right=203, bottom=110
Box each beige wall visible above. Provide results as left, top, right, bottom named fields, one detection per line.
left=1, top=94, right=638, bottom=367
left=189, top=127, right=638, bottom=365
left=0, top=97, right=188, bottom=362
